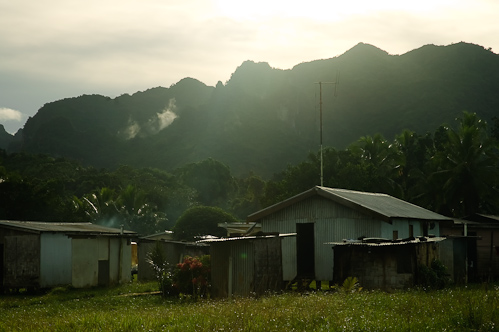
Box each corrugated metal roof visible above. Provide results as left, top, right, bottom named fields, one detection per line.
left=198, top=233, right=296, bottom=243
left=0, top=220, right=136, bottom=235
left=327, top=236, right=446, bottom=247
left=247, top=186, right=452, bottom=223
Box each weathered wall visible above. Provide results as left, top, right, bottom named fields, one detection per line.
left=333, top=242, right=440, bottom=290
left=211, top=237, right=283, bottom=298
left=72, top=238, right=99, bottom=288
left=3, top=234, right=40, bottom=288
left=253, top=237, right=282, bottom=295
left=441, top=224, right=498, bottom=281
left=333, top=245, right=414, bottom=290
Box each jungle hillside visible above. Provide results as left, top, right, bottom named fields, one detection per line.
left=1, top=42, right=499, bottom=235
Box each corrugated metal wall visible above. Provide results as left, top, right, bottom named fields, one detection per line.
left=3, top=234, right=40, bottom=288
left=211, top=237, right=283, bottom=298
left=231, top=240, right=254, bottom=296
left=260, top=196, right=405, bottom=281
left=210, top=242, right=230, bottom=298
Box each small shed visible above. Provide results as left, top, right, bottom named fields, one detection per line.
left=137, top=238, right=209, bottom=281
left=247, top=186, right=452, bottom=283
left=440, top=214, right=499, bottom=281
left=0, top=220, right=136, bottom=291
left=331, top=237, right=445, bottom=290
left=204, top=234, right=293, bottom=298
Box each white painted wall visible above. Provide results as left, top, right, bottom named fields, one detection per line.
left=40, top=233, right=72, bottom=287
left=72, top=238, right=99, bottom=288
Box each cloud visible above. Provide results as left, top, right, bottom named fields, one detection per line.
left=121, top=98, right=178, bottom=139
left=0, top=107, right=23, bottom=122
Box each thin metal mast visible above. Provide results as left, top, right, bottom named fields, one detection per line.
left=314, top=78, right=339, bottom=187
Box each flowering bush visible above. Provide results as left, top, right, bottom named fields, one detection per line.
left=148, top=252, right=211, bottom=298
left=174, top=255, right=211, bottom=298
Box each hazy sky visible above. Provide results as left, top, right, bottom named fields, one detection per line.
left=1, top=0, right=498, bottom=134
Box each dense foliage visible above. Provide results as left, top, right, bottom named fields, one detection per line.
left=172, top=206, right=238, bottom=241
left=262, top=112, right=499, bottom=217
left=0, top=112, right=498, bottom=237
left=0, top=153, right=256, bottom=235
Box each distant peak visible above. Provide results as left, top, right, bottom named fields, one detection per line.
left=227, top=60, right=273, bottom=85
left=342, top=42, right=390, bottom=57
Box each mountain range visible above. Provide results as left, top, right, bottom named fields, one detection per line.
left=2, top=42, right=499, bottom=177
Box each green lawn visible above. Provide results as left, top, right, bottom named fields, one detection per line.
left=1, top=282, right=498, bottom=331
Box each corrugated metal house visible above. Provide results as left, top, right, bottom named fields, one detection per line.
left=247, top=186, right=452, bottom=283
left=0, top=220, right=136, bottom=290
left=331, top=237, right=445, bottom=290
left=204, top=234, right=291, bottom=298
left=137, top=239, right=209, bottom=282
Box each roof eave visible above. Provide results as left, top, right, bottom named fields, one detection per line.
left=247, top=187, right=318, bottom=222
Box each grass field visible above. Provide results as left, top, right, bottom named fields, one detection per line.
left=1, top=282, right=498, bottom=331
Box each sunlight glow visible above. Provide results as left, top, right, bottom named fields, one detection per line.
left=213, top=0, right=459, bottom=21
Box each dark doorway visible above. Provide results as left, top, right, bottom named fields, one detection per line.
left=296, top=223, right=315, bottom=278
left=98, top=260, right=110, bottom=286
left=0, top=244, right=3, bottom=290
left=467, top=233, right=478, bottom=282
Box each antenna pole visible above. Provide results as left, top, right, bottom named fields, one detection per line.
left=319, top=82, right=323, bottom=187
left=315, top=77, right=339, bottom=187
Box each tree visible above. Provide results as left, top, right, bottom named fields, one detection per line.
left=172, top=206, right=238, bottom=241
left=347, top=134, right=401, bottom=196
left=175, top=158, right=235, bottom=207
left=429, top=112, right=499, bottom=216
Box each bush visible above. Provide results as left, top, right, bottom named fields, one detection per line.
left=174, top=255, right=211, bottom=298
left=418, top=259, right=450, bottom=290
left=147, top=251, right=211, bottom=299
left=146, top=242, right=178, bottom=297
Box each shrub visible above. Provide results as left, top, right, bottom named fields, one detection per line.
left=146, top=242, right=178, bottom=297
left=174, top=255, right=211, bottom=298
left=418, top=259, right=450, bottom=290
left=147, top=251, right=211, bottom=299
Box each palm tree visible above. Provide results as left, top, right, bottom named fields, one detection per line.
left=348, top=133, right=401, bottom=196
left=431, top=112, right=499, bottom=216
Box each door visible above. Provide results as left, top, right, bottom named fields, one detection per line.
left=296, top=223, right=315, bottom=278
left=98, top=260, right=110, bottom=286
left=0, top=244, right=3, bottom=290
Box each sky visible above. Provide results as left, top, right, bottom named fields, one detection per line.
left=1, top=0, right=498, bottom=134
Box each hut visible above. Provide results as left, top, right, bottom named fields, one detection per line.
left=331, top=237, right=445, bottom=290
left=247, top=186, right=452, bottom=284
left=204, top=234, right=293, bottom=298
left=440, top=214, right=499, bottom=281
left=0, top=220, right=136, bottom=291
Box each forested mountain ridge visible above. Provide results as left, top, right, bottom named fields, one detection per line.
left=5, top=42, right=499, bottom=177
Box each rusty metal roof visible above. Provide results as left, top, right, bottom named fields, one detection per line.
left=0, top=220, right=136, bottom=236
left=327, top=236, right=446, bottom=247
left=198, top=233, right=296, bottom=243
left=247, top=186, right=452, bottom=223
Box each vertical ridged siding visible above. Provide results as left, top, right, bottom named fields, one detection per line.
left=231, top=240, right=254, bottom=296
left=260, top=196, right=403, bottom=281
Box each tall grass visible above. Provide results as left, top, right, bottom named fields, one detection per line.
left=1, top=282, right=498, bottom=331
